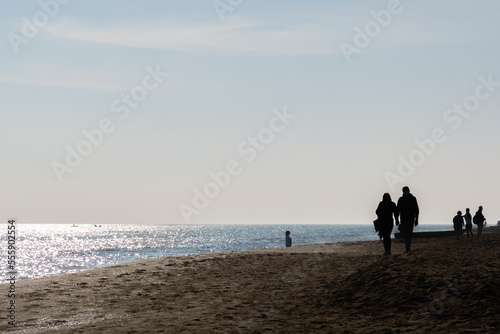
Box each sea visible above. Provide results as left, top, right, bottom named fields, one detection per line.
left=2, top=224, right=452, bottom=281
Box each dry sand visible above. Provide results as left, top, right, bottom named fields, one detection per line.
left=1, top=227, right=499, bottom=333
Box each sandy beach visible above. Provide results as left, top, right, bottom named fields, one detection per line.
left=1, top=227, right=499, bottom=333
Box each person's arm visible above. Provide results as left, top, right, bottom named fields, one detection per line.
left=376, top=202, right=382, bottom=217
left=414, top=197, right=419, bottom=226
left=394, top=201, right=400, bottom=225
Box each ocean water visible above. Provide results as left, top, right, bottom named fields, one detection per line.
left=2, top=224, right=452, bottom=281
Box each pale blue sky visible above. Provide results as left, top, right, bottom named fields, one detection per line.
left=1, top=0, right=499, bottom=225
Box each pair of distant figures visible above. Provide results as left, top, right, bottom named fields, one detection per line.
left=453, top=206, right=486, bottom=240
left=375, top=186, right=419, bottom=255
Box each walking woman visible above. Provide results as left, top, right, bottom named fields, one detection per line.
left=376, top=193, right=398, bottom=255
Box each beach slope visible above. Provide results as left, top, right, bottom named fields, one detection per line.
left=1, top=228, right=499, bottom=333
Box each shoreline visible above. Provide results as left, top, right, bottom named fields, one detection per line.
left=10, top=223, right=488, bottom=283
left=1, top=227, right=499, bottom=333
left=4, top=223, right=392, bottom=282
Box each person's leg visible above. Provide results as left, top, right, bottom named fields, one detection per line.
left=402, top=223, right=409, bottom=251
left=477, top=223, right=483, bottom=239
left=383, top=232, right=391, bottom=254
left=387, top=232, right=391, bottom=252
left=398, top=225, right=405, bottom=243
left=403, top=221, right=414, bottom=252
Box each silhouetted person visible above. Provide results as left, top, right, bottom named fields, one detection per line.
left=396, top=186, right=419, bottom=252
left=376, top=193, right=398, bottom=255
left=463, top=208, right=473, bottom=240
left=285, top=231, right=292, bottom=247
left=453, top=211, right=464, bottom=241
left=473, top=206, right=486, bottom=239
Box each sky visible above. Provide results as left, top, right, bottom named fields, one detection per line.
left=1, top=0, right=499, bottom=225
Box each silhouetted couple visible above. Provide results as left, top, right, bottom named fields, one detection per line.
left=376, top=186, right=419, bottom=255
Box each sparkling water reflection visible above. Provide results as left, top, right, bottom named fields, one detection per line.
left=2, top=224, right=450, bottom=280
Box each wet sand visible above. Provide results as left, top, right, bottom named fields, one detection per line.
left=1, top=227, right=499, bottom=333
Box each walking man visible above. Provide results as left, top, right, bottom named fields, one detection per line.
left=463, top=208, right=474, bottom=240
left=473, top=206, right=486, bottom=240
left=396, top=186, right=419, bottom=252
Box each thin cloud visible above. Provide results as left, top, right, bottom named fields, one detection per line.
left=0, top=74, right=122, bottom=92
left=45, top=19, right=338, bottom=56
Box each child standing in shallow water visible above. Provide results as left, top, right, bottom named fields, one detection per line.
left=285, top=231, right=292, bottom=247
